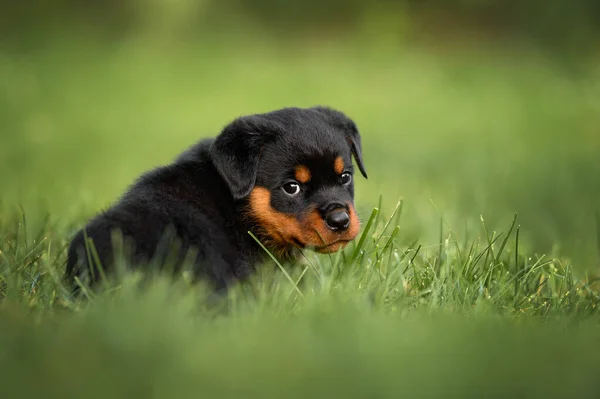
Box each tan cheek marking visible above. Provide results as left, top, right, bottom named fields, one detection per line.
left=300, top=205, right=362, bottom=251
left=295, top=165, right=311, bottom=184
left=249, top=187, right=362, bottom=254
left=334, top=156, right=344, bottom=175
left=249, top=187, right=304, bottom=250
left=301, top=210, right=331, bottom=246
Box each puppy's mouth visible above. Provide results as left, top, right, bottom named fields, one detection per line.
left=290, top=237, right=352, bottom=253
left=291, top=237, right=305, bottom=247
left=314, top=239, right=351, bottom=253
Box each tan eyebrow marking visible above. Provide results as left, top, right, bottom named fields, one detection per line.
left=334, top=156, right=344, bottom=175
left=295, top=165, right=311, bottom=183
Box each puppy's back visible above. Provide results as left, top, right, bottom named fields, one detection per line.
left=64, top=141, right=237, bottom=292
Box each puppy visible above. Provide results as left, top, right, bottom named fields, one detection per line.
left=64, top=106, right=368, bottom=293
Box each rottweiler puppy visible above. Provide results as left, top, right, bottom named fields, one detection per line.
left=65, top=106, right=368, bottom=293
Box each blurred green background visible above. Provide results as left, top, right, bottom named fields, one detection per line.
left=2, top=3, right=600, bottom=397
left=1, top=0, right=600, bottom=269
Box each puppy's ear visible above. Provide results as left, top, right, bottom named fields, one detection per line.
left=312, top=106, right=368, bottom=179
left=209, top=115, right=280, bottom=199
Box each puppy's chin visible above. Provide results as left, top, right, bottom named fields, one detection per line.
left=313, top=240, right=351, bottom=254
left=271, top=223, right=358, bottom=255
left=290, top=239, right=352, bottom=254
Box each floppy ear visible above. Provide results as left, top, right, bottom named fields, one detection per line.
left=311, top=106, right=368, bottom=179
left=209, top=115, right=280, bottom=199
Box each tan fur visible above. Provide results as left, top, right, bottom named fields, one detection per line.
left=334, top=156, right=344, bottom=175
left=248, top=187, right=360, bottom=254
left=294, top=165, right=311, bottom=183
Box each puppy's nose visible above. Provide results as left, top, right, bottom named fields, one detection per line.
left=325, top=210, right=350, bottom=232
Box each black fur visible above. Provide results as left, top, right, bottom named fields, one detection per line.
left=65, top=106, right=367, bottom=293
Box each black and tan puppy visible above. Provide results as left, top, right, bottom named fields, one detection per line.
left=65, top=106, right=367, bottom=293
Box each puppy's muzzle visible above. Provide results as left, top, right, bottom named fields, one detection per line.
left=320, top=203, right=351, bottom=232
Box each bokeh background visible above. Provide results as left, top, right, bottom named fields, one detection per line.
left=1, top=0, right=599, bottom=270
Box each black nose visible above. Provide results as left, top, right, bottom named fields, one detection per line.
left=325, top=210, right=350, bottom=232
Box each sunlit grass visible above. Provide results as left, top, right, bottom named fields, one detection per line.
left=1, top=198, right=600, bottom=397
left=2, top=196, right=598, bottom=316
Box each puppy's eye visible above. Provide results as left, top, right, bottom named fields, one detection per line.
left=340, top=172, right=352, bottom=186
left=282, top=182, right=301, bottom=196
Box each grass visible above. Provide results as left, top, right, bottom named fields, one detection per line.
left=1, top=199, right=600, bottom=398
left=1, top=32, right=600, bottom=397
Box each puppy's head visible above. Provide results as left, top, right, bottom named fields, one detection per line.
left=210, top=106, right=367, bottom=255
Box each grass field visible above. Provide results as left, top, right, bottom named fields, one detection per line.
left=1, top=33, right=600, bottom=397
